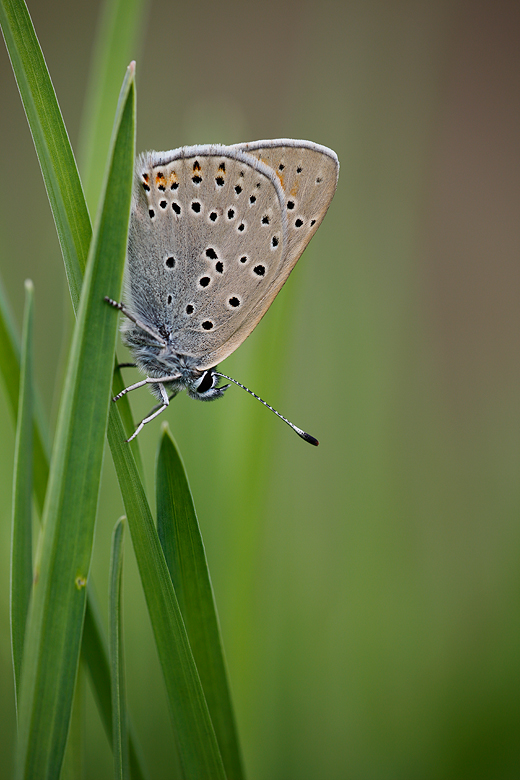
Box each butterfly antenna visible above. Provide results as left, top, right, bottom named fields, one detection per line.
left=215, top=372, right=319, bottom=446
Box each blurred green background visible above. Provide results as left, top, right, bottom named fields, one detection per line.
left=1, top=1, right=519, bottom=778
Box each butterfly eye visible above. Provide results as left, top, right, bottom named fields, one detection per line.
left=194, top=371, right=216, bottom=394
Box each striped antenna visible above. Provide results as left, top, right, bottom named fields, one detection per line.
left=215, top=372, right=319, bottom=446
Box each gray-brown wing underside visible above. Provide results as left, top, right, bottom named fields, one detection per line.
left=215, top=139, right=339, bottom=365
left=125, top=140, right=338, bottom=369
left=125, top=145, right=287, bottom=366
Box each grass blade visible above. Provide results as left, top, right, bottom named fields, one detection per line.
left=0, top=0, right=143, bottom=465
left=79, top=0, right=148, bottom=213
left=0, top=275, right=23, bottom=428
left=107, top=410, right=227, bottom=780
left=0, top=0, right=91, bottom=309
left=156, top=424, right=245, bottom=780
left=0, top=283, right=147, bottom=780
left=1, top=0, right=148, bottom=771
left=109, top=517, right=129, bottom=780
left=0, top=273, right=50, bottom=515
left=61, top=666, right=86, bottom=780
left=14, top=66, right=135, bottom=780
left=0, top=276, right=147, bottom=780
left=82, top=591, right=148, bottom=780
left=2, top=5, right=226, bottom=775
left=113, top=362, right=145, bottom=482
left=1, top=0, right=146, bottom=766
left=10, top=279, right=34, bottom=715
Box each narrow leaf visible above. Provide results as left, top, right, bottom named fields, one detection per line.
left=107, top=410, right=227, bottom=780
left=0, top=0, right=91, bottom=309
left=0, top=273, right=50, bottom=515
left=1, top=2, right=147, bottom=772
left=113, top=362, right=145, bottom=482
left=109, top=517, right=129, bottom=780
left=82, top=592, right=148, bottom=780
left=0, top=0, right=141, bottom=459
left=2, top=5, right=224, bottom=776
left=156, top=425, right=245, bottom=780
left=0, top=276, right=22, bottom=425
left=10, top=279, right=34, bottom=714
left=0, top=280, right=147, bottom=780
left=1, top=1, right=146, bottom=768
left=79, top=0, right=149, bottom=213
left=0, top=278, right=147, bottom=780
left=61, top=665, right=86, bottom=780
left=14, top=66, right=135, bottom=780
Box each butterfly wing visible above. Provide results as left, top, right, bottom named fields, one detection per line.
left=125, top=140, right=338, bottom=370
left=235, top=139, right=339, bottom=273
left=199, top=139, right=339, bottom=366
left=126, top=145, right=289, bottom=362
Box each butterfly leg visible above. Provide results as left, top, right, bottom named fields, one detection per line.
left=126, top=383, right=170, bottom=442
left=104, top=296, right=167, bottom=346
left=113, top=375, right=180, bottom=402
left=113, top=377, right=153, bottom=401
left=142, top=392, right=177, bottom=418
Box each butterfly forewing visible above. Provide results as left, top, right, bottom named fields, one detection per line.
left=235, top=139, right=339, bottom=275
left=198, top=140, right=339, bottom=366
left=126, top=145, right=288, bottom=362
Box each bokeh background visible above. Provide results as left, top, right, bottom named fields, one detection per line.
left=1, top=1, right=519, bottom=778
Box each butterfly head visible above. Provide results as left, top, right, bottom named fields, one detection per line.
left=186, top=367, right=229, bottom=401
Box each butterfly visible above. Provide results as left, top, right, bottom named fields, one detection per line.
left=106, top=139, right=339, bottom=444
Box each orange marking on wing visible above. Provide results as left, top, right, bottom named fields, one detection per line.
left=276, top=171, right=286, bottom=190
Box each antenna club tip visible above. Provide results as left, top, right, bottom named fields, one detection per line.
left=217, top=371, right=319, bottom=446
left=301, top=432, right=319, bottom=446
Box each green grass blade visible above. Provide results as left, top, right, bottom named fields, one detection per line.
left=1, top=1, right=149, bottom=769
left=0, top=275, right=147, bottom=780
left=82, top=593, right=148, bottom=780
left=10, top=279, right=34, bottom=715
left=14, top=66, right=135, bottom=780
left=0, top=0, right=91, bottom=309
left=79, top=0, right=148, bottom=213
left=0, top=281, right=147, bottom=780
left=0, top=276, right=23, bottom=429
left=0, top=0, right=142, bottom=458
left=2, top=6, right=223, bottom=774
left=0, top=273, right=50, bottom=515
left=61, top=666, right=86, bottom=780
left=109, top=518, right=129, bottom=780
left=156, top=425, right=245, bottom=780
left=112, top=362, right=145, bottom=482
left=107, top=410, right=227, bottom=780
left=1, top=0, right=146, bottom=762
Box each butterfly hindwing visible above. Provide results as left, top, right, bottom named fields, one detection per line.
left=200, top=140, right=339, bottom=366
